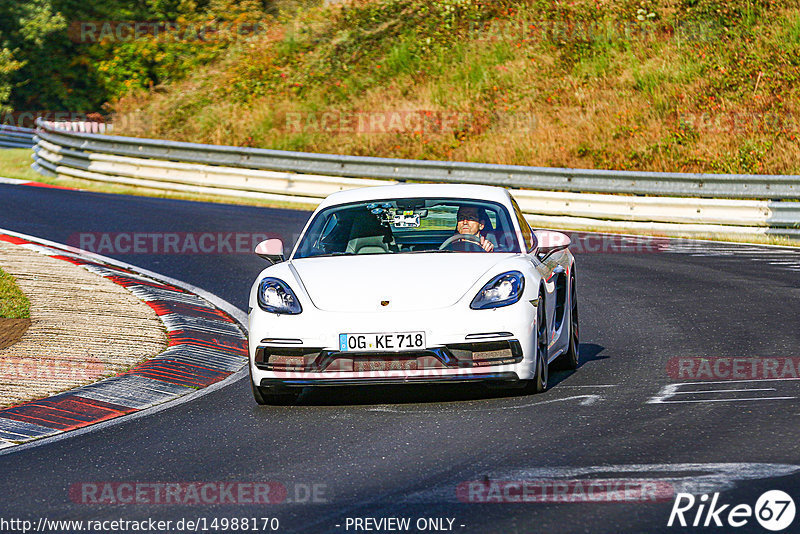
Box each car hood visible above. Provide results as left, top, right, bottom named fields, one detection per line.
left=289, top=253, right=517, bottom=312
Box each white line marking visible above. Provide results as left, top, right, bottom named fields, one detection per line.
left=657, top=397, right=795, bottom=404
left=488, top=394, right=603, bottom=409
left=0, top=177, right=28, bottom=185
left=648, top=384, right=680, bottom=404
left=559, top=384, right=618, bottom=388
left=679, top=378, right=800, bottom=386
left=648, top=380, right=800, bottom=404
left=682, top=388, right=776, bottom=394
left=367, top=394, right=603, bottom=413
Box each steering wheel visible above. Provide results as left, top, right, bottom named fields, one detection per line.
left=439, top=233, right=484, bottom=251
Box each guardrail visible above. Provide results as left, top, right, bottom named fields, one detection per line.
left=39, top=120, right=113, bottom=134
left=0, top=125, right=35, bottom=149
left=31, top=119, right=800, bottom=237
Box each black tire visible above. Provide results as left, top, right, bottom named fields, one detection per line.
left=251, top=378, right=268, bottom=405
left=533, top=293, right=549, bottom=393
left=556, top=273, right=580, bottom=371
left=253, top=383, right=302, bottom=406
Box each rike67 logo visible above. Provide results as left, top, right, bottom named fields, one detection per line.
left=668, top=490, right=796, bottom=531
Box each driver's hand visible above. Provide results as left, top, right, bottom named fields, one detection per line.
left=480, top=235, right=494, bottom=252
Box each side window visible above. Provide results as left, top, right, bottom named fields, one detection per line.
left=511, top=198, right=535, bottom=253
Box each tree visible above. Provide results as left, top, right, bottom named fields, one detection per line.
left=3, top=0, right=270, bottom=116
left=0, top=0, right=65, bottom=114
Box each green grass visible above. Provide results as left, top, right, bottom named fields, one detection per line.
left=106, top=0, right=800, bottom=175
left=0, top=267, right=30, bottom=319
left=0, top=149, right=39, bottom=182
left=0, top=148, right=317, bottom=211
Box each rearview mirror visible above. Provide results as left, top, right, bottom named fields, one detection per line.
left=255, top=239, right=285, bottom=264
left=533, top=230, right=571, bottom=260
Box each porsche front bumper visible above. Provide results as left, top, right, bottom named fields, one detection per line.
left=248, top=302, right=537, bottom=387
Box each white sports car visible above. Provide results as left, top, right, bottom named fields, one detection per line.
left=248, top=184, right=579, bottom=404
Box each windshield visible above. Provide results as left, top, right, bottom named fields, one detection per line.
left=293, top=198, right=521, bottom=259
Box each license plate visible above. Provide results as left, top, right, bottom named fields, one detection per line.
left=339, top=332, right=426, bottom=352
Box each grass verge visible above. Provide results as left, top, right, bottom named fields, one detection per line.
left=0, top=267, right=30, bottom=319
left=0, top=149, right=316, bottom=211
left=0, top=149, right=39, bottom=182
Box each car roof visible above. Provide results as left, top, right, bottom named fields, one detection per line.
left=316, top=183, right=514, bottom=210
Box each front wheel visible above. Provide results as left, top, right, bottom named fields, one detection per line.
left=252, top=380, right=270, bottom=405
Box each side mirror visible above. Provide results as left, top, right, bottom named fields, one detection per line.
left=255, top=239, right=285, bottom=264
left=533, top=230, right=571, bottom=260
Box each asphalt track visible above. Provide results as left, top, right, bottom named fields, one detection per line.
left=1, top=184, right=799, bottom=534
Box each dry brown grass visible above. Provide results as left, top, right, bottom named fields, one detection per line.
left=110, top=0, right=800, bottom=174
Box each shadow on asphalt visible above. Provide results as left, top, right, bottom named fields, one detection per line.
left=547, top=342, right=606, bottom=389
left=576, top=342, right=606, bottom=365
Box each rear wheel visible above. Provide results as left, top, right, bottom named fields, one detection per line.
left=556, top=273, right=580, bottom=371
left=533, top=293, right=549, bottom=393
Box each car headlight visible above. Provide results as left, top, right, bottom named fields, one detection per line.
left=470, top=271, right=525, bottom=310
left=257, top=278, right=302, bottom=315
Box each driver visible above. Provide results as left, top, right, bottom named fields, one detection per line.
left=455, top=206, right=495, bottom=252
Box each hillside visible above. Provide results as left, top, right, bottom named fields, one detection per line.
left=111, top=0, right=800, bottom=175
